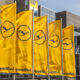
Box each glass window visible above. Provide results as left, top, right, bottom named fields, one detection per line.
left=76, top=67, right=79, bottom=75
left=25, top=0, right=28, bottom=5
left=77, top=36, right=80, bottom=45
left=76, top=55, right=79, bottom=67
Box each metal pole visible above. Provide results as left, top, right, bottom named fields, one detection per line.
left=13, top=0, right=16, bottom=80
left=61, top=18, right=64, bottom=80
left=47, top=16, right=50, bottom=80
left=13, top=75, right=16, bottom=80
left=28, top=0, right=35, bottom=80
left=32, top=10, right=35, bottom=80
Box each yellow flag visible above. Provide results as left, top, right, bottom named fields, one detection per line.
left=0, top=3, right=16, bottom=73
left=63, top=25, right=76, bottom=77
left=34, top=16, right=48, bottom=75
left=16, top=10, right=33, bottom=74
left=49, top=20, right=62, bottom=76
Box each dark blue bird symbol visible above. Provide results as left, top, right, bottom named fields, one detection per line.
left=50, top=40, right=58, bottom=43
left=18, top=30, right=29, bottom=36
left=3, top=26, right=13, bottom=32
left=36, top=35, right=44, bottom=40
left=63, top=43, right=72, bottom=45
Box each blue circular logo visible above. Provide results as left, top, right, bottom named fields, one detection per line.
left=17, top=25, right=31, bottom=41
left=34, top=30, right=46, bottom=45
left=49, top=34, right=60, bottom=48
left=63, top=38, right=73, bottom=50
left=1, top=20, right=15, bottom=38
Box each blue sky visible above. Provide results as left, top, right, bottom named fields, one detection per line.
left=38, top=0, right=80, bottom=16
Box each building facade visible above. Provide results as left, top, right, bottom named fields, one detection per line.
left=17, top=0, right=26, bottom=13
left=17, top=0, right=38, bottom=17
left=56, top=11, right=80, bottom=28
left=38, top=5, right=56, bottom=23
left=56, top=11, right=80, bottom=54
left=0, top=0, right=14, bottom=6
left=56, top=11, right=80, bottom=80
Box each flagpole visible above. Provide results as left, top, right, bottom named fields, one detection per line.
left=13, top=0, right=16, bottom=80
left=47, top=16, right=50, bottom=80
left=73, top=26, right=78, bottom=80
left=32, top=10, right=35, bottom=80
left=13, top=74, right=16, bottom=80
left=61, top=18, right=64, bottom=80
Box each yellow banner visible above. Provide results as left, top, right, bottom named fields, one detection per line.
left=34, top=16, right=48, bottom=75
left=49, top=20, right=62, bottom=76
left=16, top=10, right=33, bottom=74
left=63, top=25, right=76, bottom=77
left=0, top=3, right=16, bottom=73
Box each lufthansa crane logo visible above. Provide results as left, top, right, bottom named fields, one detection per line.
left=34, top=30, right=46, bottom=45
left=49, top=34, right=60, bottom=48
left=1, top=20, right=15, bottom=38
left=63, top=38, right=73, bottom=50
left=17, top=25, right=31, bottom=41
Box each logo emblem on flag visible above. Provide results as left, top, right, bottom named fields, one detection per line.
left=17, top=25, right=31, bottom=41
left=1, top=20, right=15, bottom=38
left=63, top=38, right=73, bottom=50
left=34, top=30, right=46, bottom=45
left=49, top=34, right=60, bottom=48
